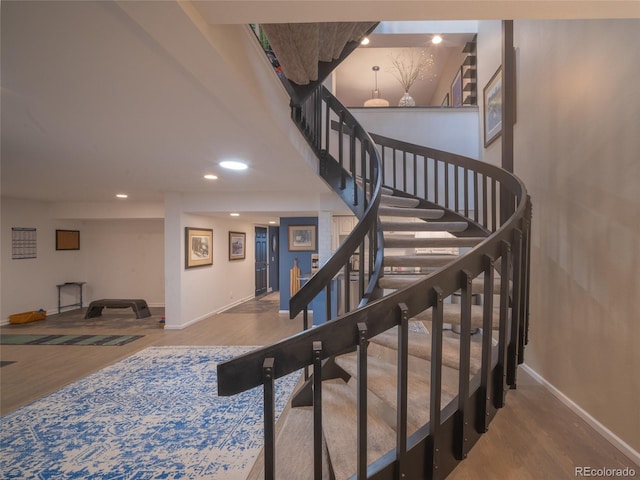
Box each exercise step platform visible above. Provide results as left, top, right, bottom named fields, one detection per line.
left=84, top=299, right=151, bottom=319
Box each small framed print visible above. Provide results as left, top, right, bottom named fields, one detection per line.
left=288, top=225, right=316, bottom=252
left=484, top=66, right=503, bottom=147
left=185, top=227, right=213, bottom=269
left=56, top=230, right=80, bottom=250
left=450, top=68, right=463, bottom=106
left=228, top=231, right=246, bottom=260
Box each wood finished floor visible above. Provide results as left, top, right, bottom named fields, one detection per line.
left=1, top=293, right=637, bottom=479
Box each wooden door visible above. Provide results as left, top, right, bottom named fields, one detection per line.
left=255, top=227, right=268, bottom=296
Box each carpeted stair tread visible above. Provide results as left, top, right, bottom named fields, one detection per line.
left=258, top=406, right=331, bottom=480
left=384, top=236, right=485, bottom=249
left=322, top=379, right=396, bottom=480
left=334, top=353, right=458, bottom=432
left=369, top=326, right=483, bottom=373
left=380, top=194, right=420, bottom=208
left=384, top=254, right=459, bottom=268
left=382, top=220, right=469, bottom=233
left=409, top=303, right=501, bottom=330
left=379, top=206, right=445, bottom=219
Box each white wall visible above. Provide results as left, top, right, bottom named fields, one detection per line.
left=484, top=19, right=640, bottom=456
left=352, top=107, right=481, bottom=159
left=1, top=198, right=79, bottom=319
left=0, top=195, right=261, bottom=327
left=1, top=198, right=165, bottom=322
left=79, top=219, right=164, bottom=305
left=163, top=193, right=260, bottom=329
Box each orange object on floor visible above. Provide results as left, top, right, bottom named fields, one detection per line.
left=9, top=310, right=47, bottom=324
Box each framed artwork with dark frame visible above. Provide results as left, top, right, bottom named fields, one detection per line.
left=288, top=225, right=316, bottom=252
left=185, top=227, right=213, bottom=269
left=483, top=66, right=503, bottom=147
left=228, top=231, right=246, bottom=260
left=450, top=67, right=463, bottom=106
left=56, top=230, right=80, bottom=251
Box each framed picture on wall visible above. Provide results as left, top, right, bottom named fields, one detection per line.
left=56, top=229, right=80, bottom=250
left=185, top=227, right=213, bottom=269
left=450, top=68, right=463, bottom=106
left=288, top=225, right=316, bottom=251
left=483, top=66, right=503, bottom=147
left=228, top=231, right=246, bottom=260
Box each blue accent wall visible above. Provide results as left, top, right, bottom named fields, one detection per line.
left=279, top=217, right=318, bottom=312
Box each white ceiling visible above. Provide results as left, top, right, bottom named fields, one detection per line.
left=2, top=1, right=637, bottom=215
left=0, top=1, right=331, bottom=208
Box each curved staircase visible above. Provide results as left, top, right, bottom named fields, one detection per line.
left=251, top=187, right=496, bottom=479
left=218, top=84, right=531, bottom=480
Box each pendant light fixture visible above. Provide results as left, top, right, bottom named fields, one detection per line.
left=364, top=66, right=389, bottom=107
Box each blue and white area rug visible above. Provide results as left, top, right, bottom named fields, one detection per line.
left=0, top=346, right=300, bottom=479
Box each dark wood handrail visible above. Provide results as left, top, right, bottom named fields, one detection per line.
left=288, top=87, right=384, bottom=320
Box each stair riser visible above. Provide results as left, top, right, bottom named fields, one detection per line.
left=382, top=221, right=469, bottom=232
left=384, top=237, right=485, bottom=248
left=380, top=195, right=420, bottom=208
left=379, top=206, right=444, bottom=219
left=412, top=305, right=501, bottom=330
left=380, top=277, right=504, bottom=295
left=384, top=255, right=458, bottom=268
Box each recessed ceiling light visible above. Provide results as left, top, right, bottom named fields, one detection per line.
left=432, top=35, right=443, bottom=45
left=116, top=194, right=128, bottom=199
left=360, top=37, right=370, bottom=46
left=220, top=160, right=248, bottom=171
left=204, top=174, right=218, bottom=180
left=269, top=221, right=276, bottom=224
left=230, top=213, right=240, bottom=217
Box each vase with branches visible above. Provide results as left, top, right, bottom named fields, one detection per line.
left=388, top=49, right=435, bottom=106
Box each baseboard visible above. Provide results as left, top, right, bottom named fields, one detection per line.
left=521, top=363, right=640, bottom=466
left=218, top=295, right=255, bottom=313
left=164, top=310, right=213, bottom=330
left=165, top=295, right=255, bottom=330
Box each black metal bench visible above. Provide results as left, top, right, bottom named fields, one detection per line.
left=84, top=299, right=151, bottom=319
